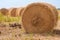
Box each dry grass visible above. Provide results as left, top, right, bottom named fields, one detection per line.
left=0, top=13, right=21, bottom=22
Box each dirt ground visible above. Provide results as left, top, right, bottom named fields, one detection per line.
left=0, top=20, right=59, bottom=40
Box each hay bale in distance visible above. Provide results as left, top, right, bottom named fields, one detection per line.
left=0, top=8, right=8, bottom=16
left=9, top=8, right=17, bottom=17
left=16, top=7, right=24, bottom=16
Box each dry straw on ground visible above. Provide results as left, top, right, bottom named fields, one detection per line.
left=21, top=3, right=58, bottom=33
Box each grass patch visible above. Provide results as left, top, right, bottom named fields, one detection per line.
left=0, top=13, right=21, bottom=22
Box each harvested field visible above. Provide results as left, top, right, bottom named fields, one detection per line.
left=0, top=21, right=59, bottom=40
left=0, top=10, right=59, bottom=40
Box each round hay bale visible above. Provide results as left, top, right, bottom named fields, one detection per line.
left=16, top=7, right=24, bottom=16
left=21, top=3, right=58, bottom=33
left=9, top=8, right=17, bottom=17
left=42, top=3, right=58, bottom=26
left=0, top=8, right=8, bottom=16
